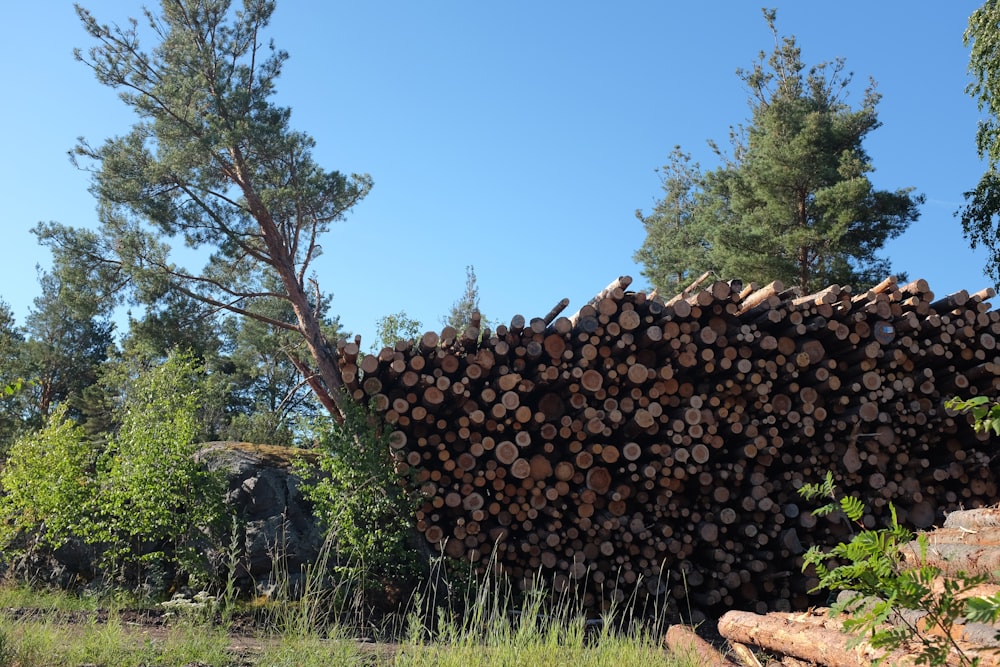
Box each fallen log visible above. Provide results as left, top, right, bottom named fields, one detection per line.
left=718, top=609, right=876, bottom=667
left=718, top=608, right=1000, bottom=667
left=837, top=591, right=1000, bottom=649
left=663, top=624, right=739, bottom=666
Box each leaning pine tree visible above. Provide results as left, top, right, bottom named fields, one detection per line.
left=39, top=0, right=370, bottom=420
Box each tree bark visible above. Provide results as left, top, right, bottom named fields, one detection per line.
left=663, top=625, right=740, bottom=666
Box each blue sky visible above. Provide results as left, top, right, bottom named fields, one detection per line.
left=0, top=2, right=990, bottom=349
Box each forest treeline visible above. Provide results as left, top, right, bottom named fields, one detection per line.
left=1, top=0, right=999, bottom=601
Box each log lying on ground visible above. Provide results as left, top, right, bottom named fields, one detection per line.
left=902, top=506, right=1000, bottom=583
left=719, top=609, right=876, bottom=667
left=720, top=508, right=1000, bottom=667
left=341, top=275, right=1000, bottom=615
left=718, top=608, right=1000, bottom=667
left=663, top=624, right=740, bottom=666
left=837, top=589, right=1000, bottom=649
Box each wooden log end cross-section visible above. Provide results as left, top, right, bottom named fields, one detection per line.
left=339, top=275, right=1000, bottom=615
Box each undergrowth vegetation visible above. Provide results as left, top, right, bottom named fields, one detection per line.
left=798, top=462, right=1000, bottom=667
left=0, top=352, right=704, bottom=665
left=0, top=351, right=228, bottom=588
left=299, top=396, right=425, bottom=601
left=0, top=573, right=702, bottom=667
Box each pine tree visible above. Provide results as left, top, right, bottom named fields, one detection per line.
left=443, top=265, right=483, bottom=332
left=42, top=1, right=371, bottom=421
left=634, top=147, right=716, bottom=293
left=636, top=10, right=922, bottom=293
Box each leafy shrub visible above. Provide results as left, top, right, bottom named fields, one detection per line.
left=93, top=351, right=227, bottom=581
left=0, top=351, right=227, bottom=587
left=946, top=395, right=1000, bottom=435
left=799, top=474, right=1000, bottom=666
left=0, top=404, right=97, bottom=550
left=300, top=396, right=423, bottom=596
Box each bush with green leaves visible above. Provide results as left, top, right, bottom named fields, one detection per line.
left=946, top=395, right=1000, bottom=436
left=799, top=473, right=1000, bottom=666
left=93, top=351, right=227, bottom=581
left=0, top=404, right=98, bottom=551
left=0, top=351, right=227, bottom=588
left=300, top=396, right=423, bottom=596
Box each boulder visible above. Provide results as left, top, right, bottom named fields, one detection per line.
left=197, top=442, right=326, bottom=596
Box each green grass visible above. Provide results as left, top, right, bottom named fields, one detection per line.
left=255, top=634, right=373, bottom=667
left=393, top=561, right=701, bottom=667
left=0, top=576, right=705, bottom=667
left=0, top=611, right=235, bottom=667
left=0, top=581, right=100, bottom=612
left=395, top=614, right=699, bottom=667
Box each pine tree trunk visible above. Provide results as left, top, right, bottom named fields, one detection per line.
left=235, top=160, right=347, bottom=421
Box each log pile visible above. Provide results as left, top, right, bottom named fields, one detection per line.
left=339, top=275, right=1000, bottom=615
left=716, top=508, right=1000, bottom=666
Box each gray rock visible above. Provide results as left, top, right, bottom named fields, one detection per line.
left=197, top=442, right=326, bottom=595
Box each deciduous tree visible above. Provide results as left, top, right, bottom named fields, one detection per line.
left=97, top=351, right=226, bottom=578
left=962, top=0, right=1000, bottom=284
left=0, top=405, right=97, bottom=552
left=0, top=352, right=226, bottom=585
left=374, top=311, right=423, bottom=352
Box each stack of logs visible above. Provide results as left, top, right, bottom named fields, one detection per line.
left=338, top=275, right=1000, bottom=615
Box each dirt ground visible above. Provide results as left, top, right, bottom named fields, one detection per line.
left=2, top=606, right=402, bottom=665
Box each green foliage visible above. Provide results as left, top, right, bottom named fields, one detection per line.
left=0, top=304, right=28, bottom=451
left=0, top=607, right=234, bottom=667
left=0, top=405, right=98, bottom=551
left=634, top=147, right=715, bottom=293
left=443, top=265, right=485, bottom=333
left=402, top=569, right=679, bottom=667
left=855, top=565, right=989, bottom=666
left=374, top=311, right=424, bottom=352
left=54, top=0, right=372, bottom=421
left=802, top=504, right=915, bottom=603
left=962, top=1, right=1000, bottom=284
left=797, top=470, right=865, bottom=524
left=946, top=395, right=1000, bottom=436
left=121, top=291, right=223, bottom=365
left=799, top=475, right=999, bottom=666
left=18, top=265, right=115, bottom=425
left=636, top=9, right=921, bottom=293
left=116, top=282, right=335, bottom=446
left=214, top=292, right=338, bottom=444
left=0, top=351, right=227, bottom=586
left=966, top=590, right=1000, bottom=623
left=301, top=396, right=422, bottom=591
left=94, top=351, right=227, bottom=578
